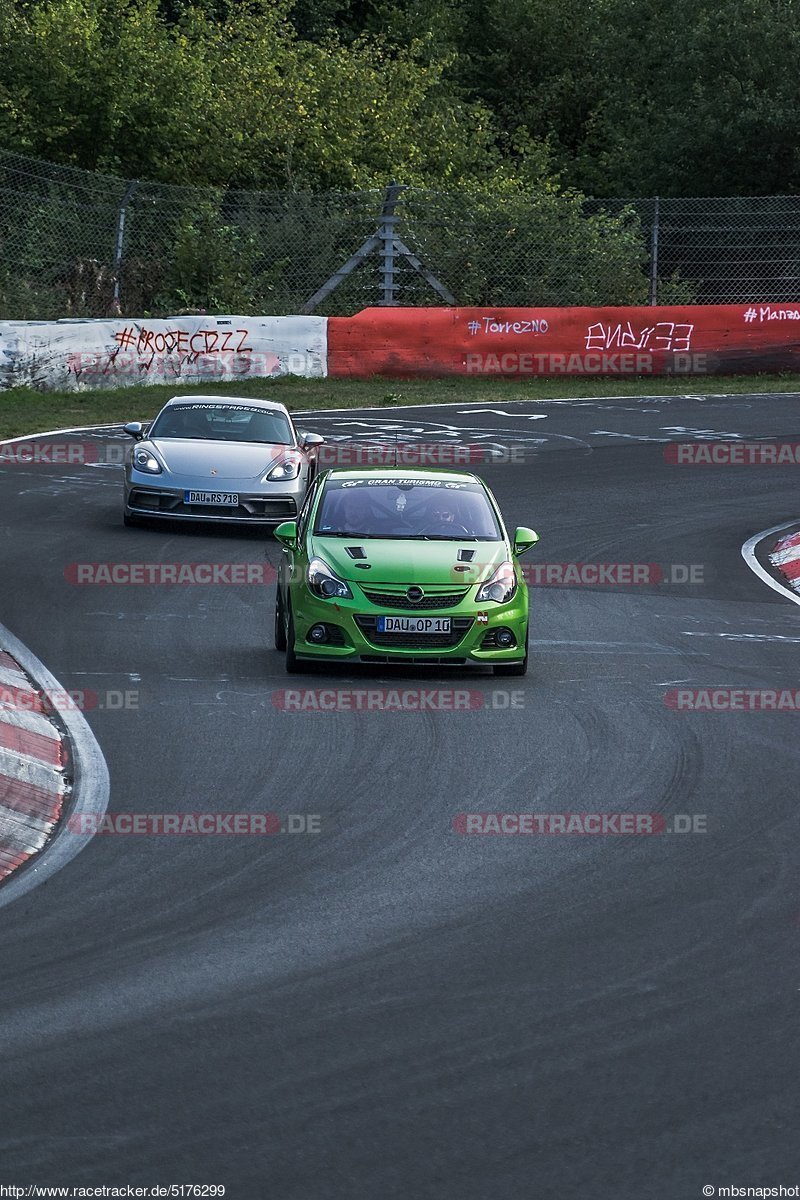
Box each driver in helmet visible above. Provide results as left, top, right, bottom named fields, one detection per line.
left=431, top=499, right=458, bottom=526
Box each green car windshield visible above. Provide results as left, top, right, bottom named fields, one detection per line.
left=314, top=478, right=503, bottom=540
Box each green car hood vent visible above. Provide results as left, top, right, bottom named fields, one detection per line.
left=312, top=537, right=507, bottom=586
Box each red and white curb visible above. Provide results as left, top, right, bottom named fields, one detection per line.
left=0, top=649, right=70, bottom=882
left=0, top=461, right=105, bottom=908
left=769, top=528, right=800, bottom=593
left=741, top=521, right=800, bottom=608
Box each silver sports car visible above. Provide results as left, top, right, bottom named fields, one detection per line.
left=122, top=395, right=323, bottom=527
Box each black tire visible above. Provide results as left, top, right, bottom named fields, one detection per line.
left=493, top=625, right=528, bottom=677
left=274, top=584, right=287, bottom=651
left=285, top=598, right=301, bottom=674
left=123, top=510, right=142, bottom=528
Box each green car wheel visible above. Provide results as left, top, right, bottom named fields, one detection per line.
left=284, top=598, right=301, bottom=674
left=274, top=583, right=287, bottom=651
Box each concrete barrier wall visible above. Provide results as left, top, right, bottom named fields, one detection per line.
left=0, top=315, right=327, bottom=390
left=2, top=304, right=799, bottom=390
left=327, top=304, right=800, bottom=377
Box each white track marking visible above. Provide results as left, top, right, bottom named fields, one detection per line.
left=293, top=393, right=800, bottom=416
left=681, top=632, right=800, bottom=642
left=464, top=409, right=547, bottom=419
left=0, top=423, right=123, bottom=444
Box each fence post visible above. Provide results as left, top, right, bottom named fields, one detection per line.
left=111, top=179, right=139, bottom=315
left=302, top=180, right=455, bottom=312
left=649, top=196, right=660, bottom=306
left=379, top=180, right=405, bottom=306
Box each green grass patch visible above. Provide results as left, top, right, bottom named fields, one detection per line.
left=1, top=373, right=799, bottom=440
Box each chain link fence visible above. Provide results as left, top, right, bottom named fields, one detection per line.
left=582, top=195, right=800, bottom=307
left=1, top=147, right=799, bottom=320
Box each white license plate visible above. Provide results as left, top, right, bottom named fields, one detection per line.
left=184, top=491, right=239, bottom=506
left=377, top=616, right=451, bottom=634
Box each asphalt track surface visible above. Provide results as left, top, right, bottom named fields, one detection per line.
left=1, top=393, right=799, bottom=1198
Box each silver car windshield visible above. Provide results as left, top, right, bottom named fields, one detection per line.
left=150, top=404, right=293, bottom=445
left=314, top=479, right=502, bottom=540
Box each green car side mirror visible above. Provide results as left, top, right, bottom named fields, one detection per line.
left=513, top=527, right=539, bottom=557
left=274, top=520, right=298, bottom=550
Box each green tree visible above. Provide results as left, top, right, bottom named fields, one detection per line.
left=0, top=0, right=509, bottom=190
left=456, top=0, right=800, bottom=197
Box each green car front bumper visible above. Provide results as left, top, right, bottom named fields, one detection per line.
left=287, top=583, right=529, bottom=665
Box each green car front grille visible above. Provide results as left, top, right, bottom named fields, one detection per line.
left=360, top=587, right=469, bottom=610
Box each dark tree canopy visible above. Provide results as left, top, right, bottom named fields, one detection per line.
left=0, top=0, right=797, bottom=195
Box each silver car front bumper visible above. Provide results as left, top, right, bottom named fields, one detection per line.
left=124, top=474, right=305, bottom=524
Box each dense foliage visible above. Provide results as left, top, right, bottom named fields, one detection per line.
left=1, top=0, right=797, bottom=196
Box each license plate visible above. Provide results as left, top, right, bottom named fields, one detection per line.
left=377, top=616, right=451, bottom=634
left=184, top=491, right=239, bottom=506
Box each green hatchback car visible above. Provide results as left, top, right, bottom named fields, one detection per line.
left=273, top=468, right=539, bottom=675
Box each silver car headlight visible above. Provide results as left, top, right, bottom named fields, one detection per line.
left=475, top=561, right=517, bottom=604
left=265, top=452, right=302, bottom=482
left=133, top=446, right=163, bottom=474
left=307, top=557, right=352, bottom=600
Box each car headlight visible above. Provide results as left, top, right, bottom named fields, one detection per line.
left=265, top=453, right=302, bottom=482
left=307, top=557, right=352, bottom=600
left=475, top=561, right=517, bottom=604
left=132, top=447, right=162, bottom=474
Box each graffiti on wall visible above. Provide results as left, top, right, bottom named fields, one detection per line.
left=0, top=315, right=328, bottom=390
